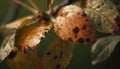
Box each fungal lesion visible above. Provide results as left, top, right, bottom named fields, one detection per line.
left=72, top=27, right=80, bottom=34
left=96, top=2, right=104, bottom=9
left=46, top=51, right=51, bottom=55
left=40, top=36, right=44, bottom=40
left=75, top=35, right=77, bottom=38
left=85, top=38, right=90, bottom=43
left=67, top=38, right=73, bottom=42
left=56, top=64, right=61, bottom=69
left=78, top=38, right=84, bottom=43
left=42, top=32, right=48, bottom=35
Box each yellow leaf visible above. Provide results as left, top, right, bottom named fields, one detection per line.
left=43, top=38, right=73, bottom=69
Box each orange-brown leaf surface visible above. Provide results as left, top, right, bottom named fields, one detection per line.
left=15, top=19, right=52, bottom=55
left=43, top=38, right=73, bottom=69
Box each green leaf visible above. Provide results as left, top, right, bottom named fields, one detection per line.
left=91, top=35, right=120, bottom=65
left=43, top=38, right=73, bottom=69
left=84, top=0, right=120, bottom=34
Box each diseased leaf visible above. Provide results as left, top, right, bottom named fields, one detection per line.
left=7, top=52, right=32, bottom=69
left=0, top=34, right=15, bottom=63
left=84, top=0, right=120, bottom=34
left=91, top=35, right=120, bottom=65
left=15, top=18, right=52, bottom=55
left=31, top=47, right=45, bottom=69
left=0, top=16, right=33, bottom=63
left=43, top=38, right=73, bottom=69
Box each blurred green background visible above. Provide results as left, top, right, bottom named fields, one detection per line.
left=0, top=0, right=120, bottom=69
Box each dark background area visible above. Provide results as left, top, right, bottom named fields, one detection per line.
left=0, top=0, right=120, bottom=69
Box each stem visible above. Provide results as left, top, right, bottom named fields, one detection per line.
left=14, top=0, right=38, bottom=15
left=28, top=0, right=43, bottom=12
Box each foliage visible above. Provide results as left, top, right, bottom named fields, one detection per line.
left=0, top=0, right=120, bottom=69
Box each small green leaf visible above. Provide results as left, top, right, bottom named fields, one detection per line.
left=91, top=35, right=120, bottom=65
left=43, top=38, right=73, bottom=69
left=84, top=0, right=120, bottom=34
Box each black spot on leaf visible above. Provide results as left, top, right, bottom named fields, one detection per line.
left=114, top=16, right=120, bottom=27
left=46, top=52, right=51, bottom=55
left=85, top=38, right=90, bottom=43
left=56, top=64, right=61, bottom=69
left=73, top=27, right=80, bottom=34
left=68, top=38, right=73, bottom=42
left=101, top=2, right=104, bottom=5
left=78, top=38, right=84, bottom=43
left=42, top=32, right=47, bottom=35
left=54, top=56, right=58, bottom=60
left=97, top=5, right=100, bottom=8
left=40, top=37, right=44, bottom=40
left=82, top=12, right=87, bottom=17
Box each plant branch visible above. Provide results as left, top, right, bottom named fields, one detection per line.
left=0, top=0, right=78, bottom=64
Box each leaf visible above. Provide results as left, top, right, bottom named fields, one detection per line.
left=91, top=35, right=120, bottom=65
left=84, top=0, right=120, bottom=34
left=0, top=16, right=33, bottom=63
left=43, top=38, right=73, bottom=69
left=111, top=0, right=120, bottom=10
left=7, top=52, right=32, bottom=69
left=0, top=34, right=15, bottom=63
left=31, top=47, right=45, bottom=69
left=15, top=18, right=52, bottom=55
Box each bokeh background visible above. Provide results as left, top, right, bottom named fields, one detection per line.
left=0, top=0, right=120, bottom=69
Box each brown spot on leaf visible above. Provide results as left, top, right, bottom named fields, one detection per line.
left=75, top=35, right=77, bottom=38
left=82, top=25, right=87, bottom=30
